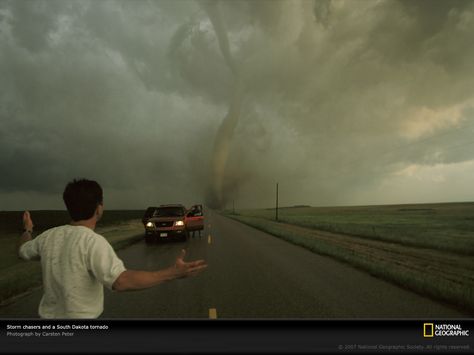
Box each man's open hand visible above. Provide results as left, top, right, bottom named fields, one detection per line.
left=18, top=211, right=34, bottom=256
left=23, top=211, right=34, bottom=232
left=174, top=249, right=207, bottom=278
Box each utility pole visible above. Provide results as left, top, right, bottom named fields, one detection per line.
left=275, top=182, right=279, bottom=222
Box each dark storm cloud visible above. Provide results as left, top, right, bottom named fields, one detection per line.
left=0, top=0, right=221, bottom=208
left=313, top=0, right=331, bottom=28
left=207, top=0, right=474, bottom=206
left=1, top=0, right=474, bottom=210
left=7, top=0, right=62, bottom=52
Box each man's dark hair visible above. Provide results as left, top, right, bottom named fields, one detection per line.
left=63, top=179, right=103, bottom=221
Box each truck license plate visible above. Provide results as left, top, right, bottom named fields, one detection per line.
left=160, top=233, right=168, bottom=237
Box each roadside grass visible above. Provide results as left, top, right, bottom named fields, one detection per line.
left=229, top=203, right=474, bottom=255
left=0, top=263, right=43, bottom=306
left=224, top=206, right=474, bottom=314
left=0, top=211, right=145, bottom=305
left=0, top=210, right=144, bottom=235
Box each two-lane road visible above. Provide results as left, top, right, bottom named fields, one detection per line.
left=0, top=210, right=468, bottom=318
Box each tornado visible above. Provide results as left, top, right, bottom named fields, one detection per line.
left=200, top=0, right=243, bottom=208
left=208, top=78, right=244, bottom=208
left=200, top=0, right=237, bottom=76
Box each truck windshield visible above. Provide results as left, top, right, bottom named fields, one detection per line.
left=152, top=207, right=184, bottom=217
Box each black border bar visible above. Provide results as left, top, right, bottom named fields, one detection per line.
left=1, top=319, right=473, bottom=354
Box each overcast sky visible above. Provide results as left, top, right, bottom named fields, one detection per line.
left=1, top=0, right=474, bottom=210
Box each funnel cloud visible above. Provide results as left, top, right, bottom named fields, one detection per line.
left=1, top=0, right=474, bottom=210
left=200, top=0, right=243, bottom=208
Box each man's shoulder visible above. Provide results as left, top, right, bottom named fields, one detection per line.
left=72, top=227, right=109, bottom=246
left=40, top=225, right=104, bottom=241
left=36, top=225, right=66, bottom=238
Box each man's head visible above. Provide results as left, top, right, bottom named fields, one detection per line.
left=63, top=179, right=103, bottom=222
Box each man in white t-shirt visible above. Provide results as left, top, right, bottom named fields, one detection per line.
left=18, top=179, right=207, bottom=319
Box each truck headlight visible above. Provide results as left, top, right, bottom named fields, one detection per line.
left=146, top=222, right=154, bottom=228
left=175, top=220, right=184, bottom=226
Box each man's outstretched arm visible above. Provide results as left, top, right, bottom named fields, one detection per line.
left=17, top=211, right=34, bottom=258
left=112, top=249, right=207, bottom=292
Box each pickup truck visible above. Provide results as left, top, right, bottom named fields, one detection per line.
left=142, top=204, right=204, bottom=243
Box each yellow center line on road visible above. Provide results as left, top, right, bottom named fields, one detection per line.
left=208, top=235, right=212, bottom=244
left=209, top=308, right=217, bottom=319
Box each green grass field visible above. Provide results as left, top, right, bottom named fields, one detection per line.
left=224, top=202, right=474, bottom=313
left=228, top=202, right=474, bottom=255
left=0, top=210, right=144, bottom=305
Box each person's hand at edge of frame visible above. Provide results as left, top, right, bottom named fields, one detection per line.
left=174, top=249, right=207, bottom=278
left=23, top=211, right=34, bottom=233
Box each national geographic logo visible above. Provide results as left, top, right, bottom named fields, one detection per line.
left=423, top=323, right=470, bottom=338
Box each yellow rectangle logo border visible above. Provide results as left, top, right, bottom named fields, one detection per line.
left=424, top=323, right=434, bottom=337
